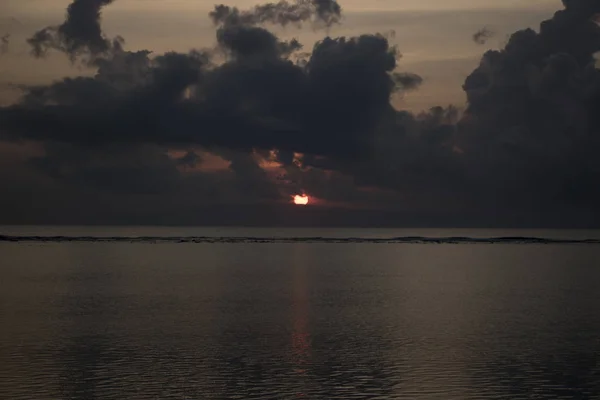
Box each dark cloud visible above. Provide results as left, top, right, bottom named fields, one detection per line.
left=210, top=0, right=342, bottom=28
left=218, top=149, right=281, bottom=200
left=29, top=143, right=181, bottom=195
left=7, top=0, right=381, bottom=162
left=27, top=0, right=117, bottom=61
left=472, top=27, right=494, bottom=45
left=393, top=72, right=424, bottom=91
left=175, top=150, right=202, bottom=168
left=461, top=0, right=600, bottom=208
left=1, top=0, right=600, bottom=226
left=216, top=24, right=303, bottom=60
left=210, top=0, right=340, bottom=61
left=1, top=34, right=9, bottom=54
left=1, top=30, right=413, bottom=161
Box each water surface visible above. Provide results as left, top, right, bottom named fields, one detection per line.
left=1, top=227, right=600, bottom=399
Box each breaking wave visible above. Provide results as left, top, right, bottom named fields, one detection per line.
left=1, top=235, right=599, bottom=244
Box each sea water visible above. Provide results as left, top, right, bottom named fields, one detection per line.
left=1, top=226, right=600, bottom=399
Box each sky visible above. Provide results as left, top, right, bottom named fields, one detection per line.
left=1, top=0, right=558, bottom=108
left=0, top=0, right=599, bottom=227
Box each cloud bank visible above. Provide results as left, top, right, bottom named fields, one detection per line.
left=1, top=0, right=600, bottom=226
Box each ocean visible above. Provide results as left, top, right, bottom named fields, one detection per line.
left=1, top=226, right=600, bottom=399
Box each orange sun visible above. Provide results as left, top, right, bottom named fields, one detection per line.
left=293, top=194, right=309, bottom=206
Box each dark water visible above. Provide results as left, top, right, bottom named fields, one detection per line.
left=1, top=227, right=600, bottom=399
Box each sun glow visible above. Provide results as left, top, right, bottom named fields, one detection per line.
left=293, top=194, right=309, bottom=206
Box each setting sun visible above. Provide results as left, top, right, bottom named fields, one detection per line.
left=293, top=194, right=309, bottom=206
